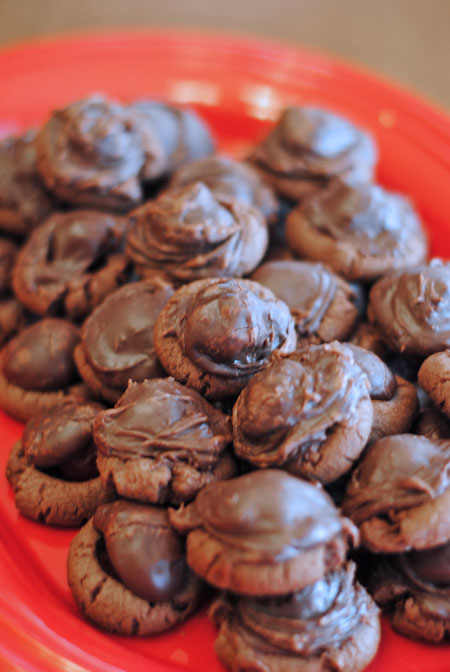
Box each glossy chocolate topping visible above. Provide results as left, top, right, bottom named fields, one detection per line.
left=94, top=378, right=232, bottom=464
left=13, top=210, right=128, bottom=316
left=162, top=278, right=296, bottom=378
left=300, top=179, right=425, bottom=257
left=94, top=500, right=188, bottom=602
left=190, top=469, right=357, bottom=562
left=36, top=96, right=145, bottom=209
left=344, top=434, right=450, bottom=524
left=3, top=318, right=79, bottom=390
left=369, top=260, right=450, bottom=357
left=232, top=563, right=375, bottom=655
left=0, top=238, right=17, bottom=293
left=233, top=343, right=370, bottom=467
left=251, top=260, right=337, bottom=336
left=344, top=343, right=397, bottom=400
left=82, top=280, right=174, bottom=389
left=22, top=401, right=103, bottom=480
left=373, top=544, right=450, bottom=620
left=0, top=131, right=53, bottom=234
left=131, top=100, right=214, bottom=175
left=169, top=155, right=278, bottom=222
left=249, top=106, right=375, bottom=179
left=127, top=182, right=268, bottom=282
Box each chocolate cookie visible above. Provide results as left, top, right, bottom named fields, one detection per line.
left=154, top=278, right=297, bottom=400
left=126, top=182, right=268, bottom=283
left=68, top=501, right=202, bottom=634
left=344, top=343, right=419, bottom=442
left=168, top=155, right=278, bottom=223
left=342, top=434, right=450, bottom=553
left=0, top=237, right=26, bottom=346
left=131, top=100, right=215, bottom=178
left=248, top=106, right=376, bottom=201
left=232, top=343, right=372, bottom=484
left=6, top=401, right=113, bottom=526
left=368, top=260, right=450, bottom=358
left=75, top=279, right=174, bottom=403
left=35, top=96, right=146, bottom=212
left=210, top=563, right=380, bottom=672
left=169, top=469, right=358, bottom=596
left=418, top=350, right=450, bottom=417
left=415, top=405, right=450, bottom=439
left=0, top=131, right=53, bottom=237
left=0, top=318, right=89, bottom=421
left=251, top=260, right=359, bottom=346
left=369, top=542, right=450, bottom=642
left=286, top=178, right=427, bottom=282
left=12, top=210, right=130, bottom=320
left=94, top=378, right=236, bottom=505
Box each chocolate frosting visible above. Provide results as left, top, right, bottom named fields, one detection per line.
left=299, top=178, right=425, bottom=258
left=344, top=343, right=397, bottom=400
left=0, top=238, right=17, bottom=294
left=249, top=106, right=376, bottom=180
left=373, top=543, right=450, bottom=620
left=187, top=469, right=357, bottom=563
left=3, top=318, right=79, bottom=390
left=36, top=96, right=145, bottom=210
left=13, top=210, right=129, bottom=318
left=343, top=434, right=450, bottom=525
left=162, top=278, right=296, bottom=378
left=368, top=260, right=450, bottom=357
left=168, top=155, right=278, bottom=222
left=251, top=260, right=337, bottom=336
left=233, top=342, right=370, bottom=467
left=126, top=182, right=268, bottom=282
left=94, top=378, right=232, bottom=465
left=94, top=500, right=188, bottom=602
left=131, top=101, right=214, bottom=176
left=0, top=131, right=53, bottom=235
left=82, top=280, right=174, bottom=389
left=227, top=563, right=376, bottom=656
left=22, top=401, right=103, bottom=480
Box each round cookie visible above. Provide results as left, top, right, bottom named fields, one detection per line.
left=210, top=563, right=380, bottom=672
left=0, top=237, right=26, bottom=346
left=35, top=95, right=146, bottom=212
left=126, top=182, right=268, bottom=283
left=232, top=342, right=373, bottom=484
left=344, top=343, right=419, bottom=442
left=369, top=542, right=450, bottom=642
left=0, top=318, right=89, bottom=421
left=247, top=106, right=377, bottom=201
left=75, top=279, right=174, bottom=403
left=0, top=131, right=53, bottom=237
left=286, top=178, right=427, bottom=282
left=168, top=154, right=278, bottom=223
left=68, top=501, right=202, bottom=635
left=169, top=469, right=358, bottom=596
left=418, top=350, right=450, bottom=418
left=154, top=278, right=297, bottom=401
left=12, top=210, right=130, bottom=320
left=342, top=434, right=450, bottom=553
left=368, top=260, right=450, bottom=358
left=94, top=378, right=236, bottom=505
left=251, top=260, right=359, bottom=346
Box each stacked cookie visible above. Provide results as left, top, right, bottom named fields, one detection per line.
left=170, top=469, right=380, bottom=671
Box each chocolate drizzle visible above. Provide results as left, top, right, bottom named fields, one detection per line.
left=126, top=182, right=268, bottom=282
left=233, top=342, right=370, bottom=467
left=344, top=343, right=397, bottom=400
left=94, top=378, right=232, bottom=465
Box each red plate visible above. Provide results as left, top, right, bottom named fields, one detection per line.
left=0, top=30, right=449, bottom=672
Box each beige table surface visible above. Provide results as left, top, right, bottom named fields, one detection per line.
left=0, top=0, right=449, bottom=111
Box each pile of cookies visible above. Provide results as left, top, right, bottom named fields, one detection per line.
left=1, top=94, right=450, bottom=670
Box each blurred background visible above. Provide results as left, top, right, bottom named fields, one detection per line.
left=0, top=0, right=449, bottom=110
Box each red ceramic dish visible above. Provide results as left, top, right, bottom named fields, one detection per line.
left=0, top=30, right=449, bottom=672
